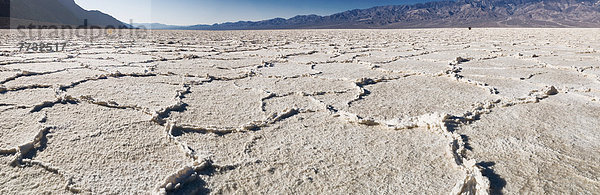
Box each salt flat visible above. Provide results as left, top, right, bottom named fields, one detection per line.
left=0, top=29, right=599, bottom=194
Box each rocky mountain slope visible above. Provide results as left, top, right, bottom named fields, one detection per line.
left=3, top=0, right=126, bottom=28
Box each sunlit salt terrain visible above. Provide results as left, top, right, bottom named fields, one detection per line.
left=0, top=29, right=599, bottom=194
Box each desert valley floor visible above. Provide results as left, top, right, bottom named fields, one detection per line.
left=0, top=29, right=599, bottom=194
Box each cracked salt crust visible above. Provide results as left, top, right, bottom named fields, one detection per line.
left=177, top=112, right=464, bottom=194
left=256, top=62, right=320, bottom=78
left=1, top=29, right=599, bottom=194
left=459, top=94, right=600, bottom=193
left=0, top=70, right=21, bottom=81
left=261, top=94, right=323, bottom=114
left=234, top=76, right=356, bottom=95
left=2, top=62, right=83, bottom=73
left=167, top=81, right=267, bottom=128
left=31, top=103, right=189, bottom=194
left=153, top=59, right=256, bottom=79
left=0, top=155, right=68, bottom=194
left=282, top=51, right=335, bottom=65
left=0, top=108, right=44, bottom=149
left=64, top=76, right=184, bottom=112
left=1, top=68, right=106, bottom=89
left=76, top=53, right=158, bottom=64
left=525, top=69, right=600, bottom=91
left=378, top=58, right=450, bottom=75
left=352, top=50, right=425, bottom=64
left=312, top=63, right=395, bottom=80
left=346, top=75, right=495, bottom=121
left=64, top=58, right=126, bottom=68
left=181, top=58, right=265, bottom=70
left=459, top=76, right=544, bottom=99
left=0, top=88, right=56, bottom=107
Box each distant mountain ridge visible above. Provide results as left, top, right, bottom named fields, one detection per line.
left=3, top=0, right=126, bottom=28
left=179, top=0, right=600, bottom=29
left=132, top=23, right=184, bottom=30
left=3, top=0, right=600, bottom=29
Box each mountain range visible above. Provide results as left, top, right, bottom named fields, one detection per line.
left=2, top=0, right=600, bottom=29
left=181, top=0, right=600, bottom=29
left=1, top=0, right=126, bottom=28
left=132, top=23, right=184, bottom=30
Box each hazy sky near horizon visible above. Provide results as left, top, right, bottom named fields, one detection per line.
left=75, top=0, right=433, bottom=25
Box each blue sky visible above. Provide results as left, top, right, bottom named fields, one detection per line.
left=75, top=0, right=434, bottom=25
